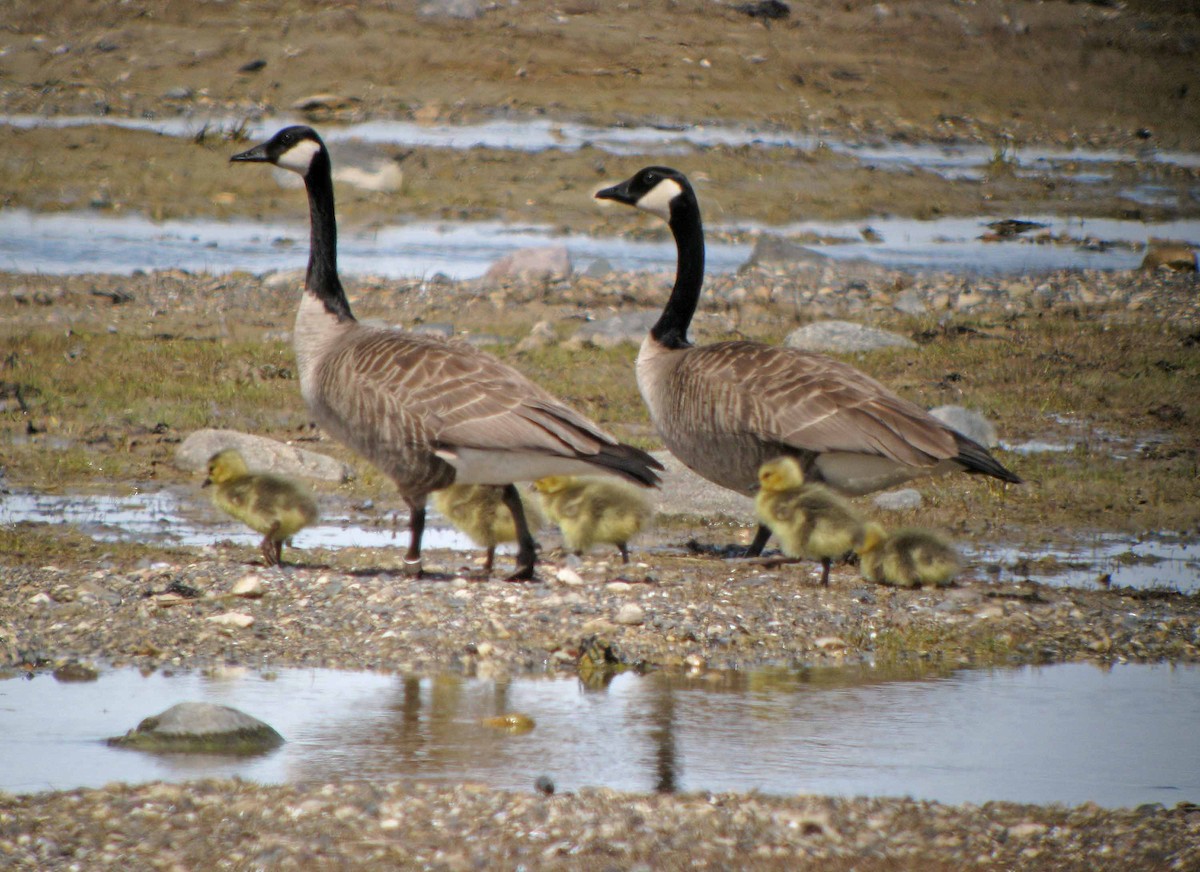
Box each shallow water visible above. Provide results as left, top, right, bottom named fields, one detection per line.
left=2, top=207, right=1195, bottom=278
left=7, top=112, right=1200, bottom=177
left=3, top=489, right=1197, bottom=592
left=0, top=662, right=1196, bottom=807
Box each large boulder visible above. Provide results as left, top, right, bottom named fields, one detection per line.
left=785, top=320, right=917, bottom=353
left=175, top=429, right=353, bottom=482
left=106, top=702, right=284, bottom=755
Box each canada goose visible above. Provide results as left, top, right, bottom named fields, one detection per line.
left=232, top=126, right=661, bottom=579
left=858, top=522, right=962, bottom=588
left=203, top=448, right=318, bottom=566
left=533, top=475, right=652, bottom=563
left=595, top=167, right=1020, bottom=556
left=432, top=483, right=547, bottom=575
left=754, top=456, right=864, bottom=586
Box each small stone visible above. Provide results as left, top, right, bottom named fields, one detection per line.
left=784, top=320, right=917, bottom=353
left=230, top=574, right=266, bottom=598
left=614, top=603, right=645, bottom=626
left=107, top=702, right=283, bottom=754
left=555, top=567, right=585, bottom=586
left=873, top=488, right=923, bottom=511
left=206, top=611, right=255, bottom=629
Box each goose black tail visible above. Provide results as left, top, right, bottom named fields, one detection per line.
left=954, top=433, right=1022, bottom=484
left=589, top=444, right=665, bottom=488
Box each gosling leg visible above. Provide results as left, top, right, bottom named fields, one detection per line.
left=819, top=557, right=832, bottom=587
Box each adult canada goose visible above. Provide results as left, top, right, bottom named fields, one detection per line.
left=754, top=456, right=864, bottom=586
left=858, top=522, right=962, bottom=588
left=232, top=126, right=661, bottom=579
left=595, top=167, right=1020, bottom=556
left=203, top=448, right=319, bottom=566
left=433, top=483, right=547, bottom=576
left=533, top=475, right=652, bottom=564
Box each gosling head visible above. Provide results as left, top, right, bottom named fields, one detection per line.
left=231, top=125, right=327, bottom=179
left=859, top=521, right=888, bottom=556
left=533, top=475, right=573, bottom=495
left=757, top=456, right=806, bottom=493
left=595, top=166, right=695, bottom=223
left=204, top=449, right=250, bottom=487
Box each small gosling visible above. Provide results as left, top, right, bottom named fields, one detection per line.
left=533, top=475, right=652, bottom=563
left=858, top=522, right=962, bottom=588
left=755, top=456, right=864, bottom=586
left=433, top=484, right=547, bottom=575
left=204, top=449, right=319, bottom=566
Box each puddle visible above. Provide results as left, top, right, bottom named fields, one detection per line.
left=4, top=489, right=1198, bottom=592
left=2, top=207, right=1196, bottom=278
left=0, top=488, right=477, bottom=554
left=0, top=208, right=750, bottom=280
left=7, top=112, right=1200, bottom=179
left=973, top=536, right=1200, bottom=593
left=0, top=663, right=1195, bottom=807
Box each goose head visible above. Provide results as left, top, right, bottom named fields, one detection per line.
left=231, top=125, right=327, bottom=179
left=595, top=166, right=694, bottom=222
left=757, top=456, right=805, bottom=493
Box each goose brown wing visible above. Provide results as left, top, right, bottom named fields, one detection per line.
left=679, top=341, right=958, bottom=468
left=322, top=330, right=661, bottom=483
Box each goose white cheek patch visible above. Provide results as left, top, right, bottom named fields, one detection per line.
left=277, top=139, right=321, bottom=175
left=637, top=178, right=683, bottom=221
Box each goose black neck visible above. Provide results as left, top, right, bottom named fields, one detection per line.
left=303, top=151, right=354, bottom=322
left=651, top=197, right=704, bottom=350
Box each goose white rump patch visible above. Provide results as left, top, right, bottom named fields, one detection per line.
left=436, top=448, right=621, bottom=485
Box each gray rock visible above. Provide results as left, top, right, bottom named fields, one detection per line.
left=107, top=702, right=284, bottom=755
left=175, top=429, right=354, bottom=482
left=564, top=310, right=658, bottom=349
left=784, top=320, right=917, bottom=353
left=483, top=246, right=571, bottom=284
left=743, top=235, right=833, bottom=268
left=930, top=405, right=999, bottom=448
left=583, top=257, right=614, bottom=278
left=650, top=451, right=755, bottom=521
left=873, top=488, right=923, bottom=511
left=417, top=0, right=483, bottom=19
left=893, top=289, right=929, bottom=316
left=515, top=320, right=557, bottom=352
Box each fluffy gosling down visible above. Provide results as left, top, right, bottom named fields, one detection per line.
left=204, top=449, right=319, bottom=567
left=433, top=484, right=547, bottom=576
left=533, top=476, right=652, bottom=564
left=754, top=456, right=864, bottom=586
left=858, top=523, right=963, bottom=588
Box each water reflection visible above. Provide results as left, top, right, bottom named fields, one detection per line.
left=1, top=663, right=1196, bottom=808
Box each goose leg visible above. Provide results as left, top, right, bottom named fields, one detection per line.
left=404, top=497, right=426, bottom=575
left=500, top=484, right=538, bottom=581
left=745, top=524, right=772, bottom=557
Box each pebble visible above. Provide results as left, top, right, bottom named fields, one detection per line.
left=615, top=603, right=646, bottom=625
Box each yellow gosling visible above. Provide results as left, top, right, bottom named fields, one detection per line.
left=533, top=475, right=652, bottom=563
left=433, top=484, right=546, bottom=575
left=755, top=456, right=864, bottom=586
left=859, top=522, right=962, bottom=588
left=204, top=449, right=319, bottom=566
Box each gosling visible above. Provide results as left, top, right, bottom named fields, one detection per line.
left=533, top=475, right=652, bottom=564
left=204, top=449, right=319, bottom=566
left=858, top=522, right=962, bottom=588
left=433, top=484, right=546, bottom=576
left=754, top=456, right=864, bottom=586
